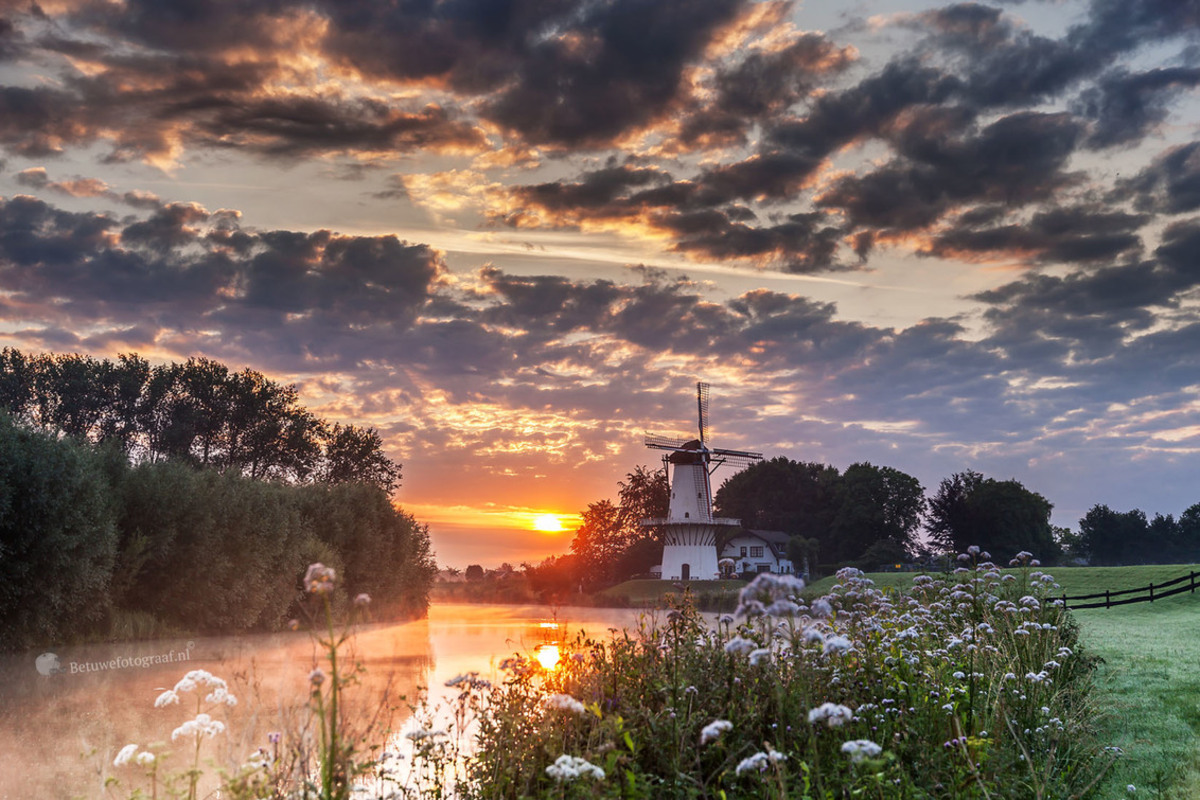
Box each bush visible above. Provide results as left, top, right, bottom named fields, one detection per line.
left=0, top=414, right=117, bottom=651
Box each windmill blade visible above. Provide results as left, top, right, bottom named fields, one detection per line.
left=697, top=381, right=710, bottom=444
left=645, top=433, right=690, bottom=450
left=712, top=453, right=763, bottom=470
left=711, top=447, right=763, bottom=460
left=709, top=447, right=763, bottom=471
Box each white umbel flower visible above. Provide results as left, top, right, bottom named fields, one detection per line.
left=545, top=754, right=605, bottom=783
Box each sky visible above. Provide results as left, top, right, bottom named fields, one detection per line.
left=1, top=0, right=1199, bottom=568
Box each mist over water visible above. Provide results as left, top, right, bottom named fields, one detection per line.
left=0, top=604, right=643, bottom=799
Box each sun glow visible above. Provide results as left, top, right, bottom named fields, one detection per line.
left=532, top=514, right=566, bottom=532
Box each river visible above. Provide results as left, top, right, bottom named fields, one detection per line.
left=0, top=603, right=648, bottom=800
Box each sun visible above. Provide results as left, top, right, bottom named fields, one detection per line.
left=532, top=514, right=565, bottom=533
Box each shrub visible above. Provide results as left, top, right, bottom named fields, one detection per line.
left=0, top=413, right=117, bottom=651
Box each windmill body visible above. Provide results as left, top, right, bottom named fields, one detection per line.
left=644, top=383, right=761, bottom=581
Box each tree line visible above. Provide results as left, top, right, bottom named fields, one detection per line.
left=0, top=410, right=437, bottom=653
left=558, top=458, right=1063, bottom=591
left=0, top=348, right=399, bottom=492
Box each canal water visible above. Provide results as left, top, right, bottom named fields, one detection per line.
left=0, top=603, right=647, bottom=799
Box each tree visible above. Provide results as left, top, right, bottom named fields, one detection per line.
left=829, top=462, right=924, bottom=563
left=1077, top=505, right=1149, bottom=565
left=319, top=422, right=401, bottom=494
left=927, top=471, right=1058, bottom=563
left=713, top=457, right=841, bottom=542
left=465, top=564, right=485, bottom=582
left=786, top=536, right=820, bottom=579
left=570, top=499, right=627, bottom=588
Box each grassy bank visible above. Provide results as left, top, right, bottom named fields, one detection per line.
left=1073, top=591, right=1200, bottom=798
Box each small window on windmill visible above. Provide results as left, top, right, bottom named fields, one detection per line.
left=751, top=546, right=764, bottom=558
left=684, top=512, right=689, bottom=518
left=697, top=492, right=703, bottom=499
left=740, top=546, right=747, bottom=557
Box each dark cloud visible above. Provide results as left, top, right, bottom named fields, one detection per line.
left=819, top=112, right=1084, bottom=233
left=927, top=204, right=1148, bottom=264
left=1119, top=142, right=1200, bottom=214
left=1075, top=67, right=1200, bottom=148
left=0, top=196, right=444, bottom=359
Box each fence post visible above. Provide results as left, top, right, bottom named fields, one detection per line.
left=1105, top=589, right=1110, bottom=609
left=1192, top=571, right=1196, bottom=594
left=1149, top=582, right=1154, bottom=603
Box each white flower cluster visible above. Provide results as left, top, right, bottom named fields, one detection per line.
left=542, top=693, right=587, bottom=714
left=112, top=743, right=155, bottom=768
left=735, top=746, right=787, bottom=775
left=155, top=669, right=236, bottom=708
left=841, top=739, right=883, bottom=763
left=545, top=754, right=605, bottom=783
left=735, top=572, right=806, bottom=617
left=172, top=712, right=226, bottom=741
left=699, top=719, right=733, bottom=745
left=808, top=702, right=854, bottom=727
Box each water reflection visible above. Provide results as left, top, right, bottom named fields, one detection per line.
left=0, top=603, right=642, bottom=799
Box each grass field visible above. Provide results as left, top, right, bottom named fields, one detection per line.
left=606, top=564, right=1200, bottom=797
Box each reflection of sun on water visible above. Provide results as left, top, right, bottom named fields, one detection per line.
left=535, top=643, right=560, bottom=670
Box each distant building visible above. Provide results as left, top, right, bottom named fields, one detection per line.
left=719, top=530, right=795, bottom=577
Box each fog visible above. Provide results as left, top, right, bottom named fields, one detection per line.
left=0, top=604, right=644, bottom=799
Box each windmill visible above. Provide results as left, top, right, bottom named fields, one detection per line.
left=643, top=382, right=762, bottom=581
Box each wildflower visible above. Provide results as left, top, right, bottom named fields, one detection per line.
left=135, top=751, right=155, bottom=766
left=309, top=667, right=326, bottom=687
left=842, top=739, right=883, bottom=764
left=718, top=614, right=735, bottom=625
left=154, top=689, right=179, bottom=708
left=205, top=686, right=238, bottom=706
left=823, top=635, right=853, bottom=655
left=304, top=562, right=336, bottom=595
left=724, top=636, right=757, bottom=655
left=354, top=593, right=371, bottom=607
left=700, top=719, right=733, bottom=745
left=812, top=599, right=833, bottom=618
left=1127, top=785, right=1137, bottom=794
left=268, top=731, right=282, bottom=744
left=543, top=693, right=586, bottom=714
left=749, top=648, right=773, bottom=666
left=288, top=619, right=300, bottom=631
left=735, top=746, right=787, bottom=775
left=803, top=628, right=825, bottom=645
left=808, top=702, right=854, bottom=727
left=113, top=744, right=139, bottom=767
left=172, top=713, right=225, bottom=740
left=545, top=754, right=605, bottom=783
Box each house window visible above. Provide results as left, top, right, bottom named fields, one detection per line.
left=750, top=546, right=764, bottom=558
left=740, top=546, right=747, bottom=557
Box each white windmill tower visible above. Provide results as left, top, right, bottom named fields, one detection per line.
left=643, top=382, right=762, bottom=581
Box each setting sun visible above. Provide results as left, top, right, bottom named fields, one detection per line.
left=532, top=514, right=565, bottom=533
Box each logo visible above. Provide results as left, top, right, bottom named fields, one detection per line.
left=35, top=652, right=62, bottom=676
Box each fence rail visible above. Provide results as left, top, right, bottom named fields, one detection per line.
left=1061, top=570, right=1200, bottom=609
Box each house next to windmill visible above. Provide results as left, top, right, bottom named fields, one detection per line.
left=643, top=383, right=768, bottom=581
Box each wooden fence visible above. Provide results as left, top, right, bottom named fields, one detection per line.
left=1060, top=570, right=1200, bottom=609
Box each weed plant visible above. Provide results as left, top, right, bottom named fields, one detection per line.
left=460, top=550, right=1113, bottom=799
